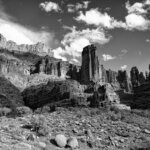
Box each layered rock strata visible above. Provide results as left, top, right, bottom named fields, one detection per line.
left=0, top=34, right=53, bottom=56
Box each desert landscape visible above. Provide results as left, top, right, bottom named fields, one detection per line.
left=0, top=0, right=150, bottom=149
left=0, top=34, right=150, bottom=150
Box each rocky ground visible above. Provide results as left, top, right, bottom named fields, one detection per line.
left=0, top=107, right=150, bottom=150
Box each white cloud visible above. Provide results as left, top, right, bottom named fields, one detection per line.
left=53, top=26, right=111, bottom=63
left=75, top=2, right=150, bottom=31
left=0, top=18, right=58, bottom=48
left=53, top=47, right=67, bottom=61
left=102, top=54, right=116, bottom=61
left=67, top=1, right=90, bottom=13
left=124, top=1, right=150, bottom=30
left=75, top=9, right=113, bottom=27
left=121, top=65, right=127, bottom=70
left=145, top=0, right=150, bottom=5
left=39, top=1, right=61, bottom=13
left=83, top=1, right=90, bottom=9
left=125, top=1, right=147, bottom=14
left=0, top=5, right=58, bottom=49
left=125, top=13, right=150, bottom=30
left=75, top=8, right=127, bottom=29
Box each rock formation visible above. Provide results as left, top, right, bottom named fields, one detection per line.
left=117, top=70, right=132, bottom=92
left=130, top=66, right=140, bottom=87
left=88, top=83, right=120, bottom=108
left=81, top=45, right=101, bottom=84
left=0, top=76, right=24, bottom=108
left=0, top=34, right=134, bottom=109
left=22, top=80, right=86, bottom=109
left=0, top=34, right=53, bottom=56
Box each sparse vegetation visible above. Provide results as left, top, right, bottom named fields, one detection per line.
left=0, top=107, right=12, bottom=116
left=16, top=106, right=32, bottom=116
left=30, top=115, right=49, bottom=136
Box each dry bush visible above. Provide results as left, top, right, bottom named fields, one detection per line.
left=30, top=115, right=49, bottom=136
left=0, top=107, right=12, bottom=116
left=16, top=106, right=32, bottom=116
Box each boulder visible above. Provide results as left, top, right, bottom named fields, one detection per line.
left=67, top=137, right=79, bottom=148
left=112, top=104, right=131, bottom=111
left=55, top=134, right=67, bottom=148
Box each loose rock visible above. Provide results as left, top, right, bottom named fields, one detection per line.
left=67, top=137, right=79, bottom=149
left=55, top=134, right=67, bottom=148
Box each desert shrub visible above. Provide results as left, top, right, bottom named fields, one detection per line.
left=110, top=106, right=120, bottom=114
left=110, top=112, right=122, bottom=121
left=30, top=115, right=48, bottom=136
left=0, top=107, right=12, bottom=116
left=41, top=105, right=51, bottom=113
left=49, top=104, right=56, bottom=112
left=16, top=106, right=32, bottom=116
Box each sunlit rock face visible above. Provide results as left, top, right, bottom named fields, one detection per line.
left=0, top=34, right=53, bottom=56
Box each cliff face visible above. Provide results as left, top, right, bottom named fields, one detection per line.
left=117, top=70, right=132, bottom=92
left=35, top=56, right=81, bottom=80
left=81, top=45, right=101, bottom=84
left=80, top=45, right=119, bottom=85
left=0, top=38, right=126, bottom=90
left=0, top=34, right=53, bottom=56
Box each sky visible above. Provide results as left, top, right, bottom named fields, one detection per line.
left=0, top=0, right=150, bottom=74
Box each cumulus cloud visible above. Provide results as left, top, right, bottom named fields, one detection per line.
left=39, top=1, right=61, bottom=13
left=125, top=13, right=150, bottom=30
left=53, top=26, right=111, bottom=64
left=145, top=0, right=150, bottom=5
left=75, top=9, right=113, bottom=27
left=75, top=8, right=126, bottom=29
left=53, top=47, right=67, bottom=61
left=125, top=1, right=147, bottom=14
left=67, top=1, right=90, bottom=13
left=75, top=2, right=150, bottom=31
left=121, top=65, right=127, bottom=70
left=102, top=54, right=116, bottom=61
left=125, top=1, right=150, bottom=30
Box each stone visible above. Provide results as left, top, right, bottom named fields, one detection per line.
left=112, top=104, right=131, bottom=111
left=55, top=134, right=67, bottom=148
left=144, top=129, right=150, bottom=134
left=13, top=142, right=32, bottom=150
left=38, top=142, right=47, bottom=149
left=67, top=137, right=79, bottom=148
left=26, top=133, right=36, bottom=141
left=86, top=129, right=94, bottom=141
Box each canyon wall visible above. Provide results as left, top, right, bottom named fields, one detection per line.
left=0, top=34, right=53, bottom=56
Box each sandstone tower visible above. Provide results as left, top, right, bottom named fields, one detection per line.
left=81, top=45, right=101, bottom=84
